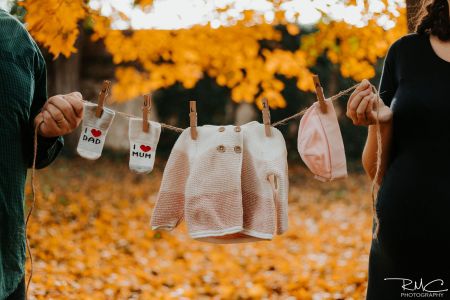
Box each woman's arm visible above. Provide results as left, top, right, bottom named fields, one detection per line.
left=347, top=39, right=399, bottom=184
left=347, top=81, right=394, bottom=184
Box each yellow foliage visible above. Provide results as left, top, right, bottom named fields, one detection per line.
left=26, top=159, right=374, bottom=299
left=21, top=0, right=406, bottom=105
left=105, top=23, right=299, bottom=108
left=21, top=0, right=86, bottom=58
left=286, top=23, right=301, bottom=36
left=134, top=0, right=154, bottom=8
left=301, top=8, right=407, bottom=81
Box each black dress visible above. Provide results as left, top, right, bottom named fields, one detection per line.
left=366, top=33, right=450, bottom=299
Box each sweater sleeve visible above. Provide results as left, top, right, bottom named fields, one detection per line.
left=276, top=163, right=289, bottom=235
left=26, top=44, right=63, bottom=169
left=379, top=39, right=400, bottom=108
left=150, top=132, right=189, bottom=230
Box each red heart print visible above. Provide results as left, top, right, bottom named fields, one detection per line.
left=91, top=129, right=102, bottom=137
left=140, top=145, right=151, bottom=152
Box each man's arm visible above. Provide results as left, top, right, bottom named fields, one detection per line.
left=27, top=46, right=83, bottom=169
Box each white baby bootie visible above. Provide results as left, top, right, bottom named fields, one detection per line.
left=77, top=102, right=115, bottom=160
left=128, top=118, right=161, bottom=174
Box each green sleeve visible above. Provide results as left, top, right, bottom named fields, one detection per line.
left=26, top=45, right=64, bottom=169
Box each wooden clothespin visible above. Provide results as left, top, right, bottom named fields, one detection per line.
left=142, top=94, right=152, bottom=133
left=261, top=98, right=272, bottom=137
left=312, top=75, right=327, bottom=114
left=95, top=80, right=111, bottom=118
left=189, top=101, right=198, bottom=140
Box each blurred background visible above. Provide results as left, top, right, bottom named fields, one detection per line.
left=1, top=0, right=425, bottom=299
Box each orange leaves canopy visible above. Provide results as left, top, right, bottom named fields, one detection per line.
left=301, top=8, right=407, bottom=81
left=21, top=0, right=406, bottom=107
left=21, top=0, right=86, bottom=58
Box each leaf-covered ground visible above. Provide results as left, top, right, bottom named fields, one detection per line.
left=26, top=158, right=373, bottom=299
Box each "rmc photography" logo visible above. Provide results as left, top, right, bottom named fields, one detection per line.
left=384, top=277, right=448, bottom=298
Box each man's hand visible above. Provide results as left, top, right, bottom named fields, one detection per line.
left=34, top=92, right=84, bottom=138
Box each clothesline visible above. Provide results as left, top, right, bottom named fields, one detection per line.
left=272, top=83, right=359, bottom=126
left=81, top=100, right=185, bottom=133
left=79, top=82, right=360, bottom=133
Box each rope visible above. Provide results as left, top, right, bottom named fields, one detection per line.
left=25, top=122, right=41, bottom=298
left=81, top=100, right=185, bottom=133
left=272, top=84, right=359, bottom=127
left=370, top=84, right=382, bottom=239
left=81, top=84, right=360, bottom=133
left=26, top=82, right=383, bottom=296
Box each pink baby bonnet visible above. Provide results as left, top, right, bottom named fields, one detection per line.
left=298, top=100, right=347, bottom=182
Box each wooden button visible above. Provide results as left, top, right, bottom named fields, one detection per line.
left=234, top=126, right=241, bottom=132
left=217, top=145, right=226, bottom=152
left=234, top=146, right=241, bottom=153
left=219, top=127, right=225, bottom=132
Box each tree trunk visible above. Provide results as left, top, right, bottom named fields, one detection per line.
left=327, top=66, right=339, bottom=99
left=235, top=103, right=257, bottom=125
left=406, top=0, right=421, bottom=33
left=49, top=30, right=83, bottom=155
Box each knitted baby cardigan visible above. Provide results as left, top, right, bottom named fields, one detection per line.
left=151, top=121, right=288, bottom=243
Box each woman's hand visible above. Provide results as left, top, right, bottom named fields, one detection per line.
left=346, top=79, right=393, bottom=126
left=34, top=92, right=84, bottom=138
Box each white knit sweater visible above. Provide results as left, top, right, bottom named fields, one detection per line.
left=151, top=121, right=288, bottom=243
